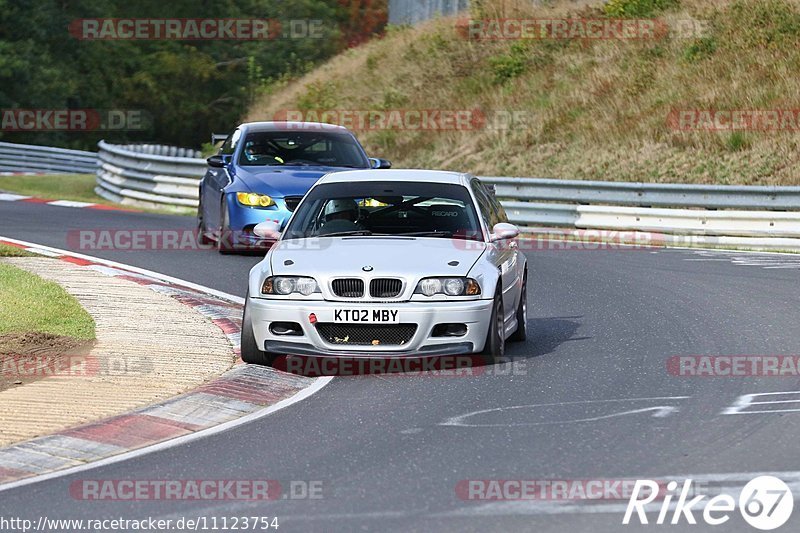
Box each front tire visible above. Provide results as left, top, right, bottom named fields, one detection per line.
left=480, top=289, right=505, bottom=360
left=217, top=198, right=234, bottom=254
left=241, top=292, right=278, bottom=366
left=197, top=203, right=213, bottom=246
left=509, top=273, right=527, bottom=342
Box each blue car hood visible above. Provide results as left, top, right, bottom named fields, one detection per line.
left=236, top=166, right=344, bottom=198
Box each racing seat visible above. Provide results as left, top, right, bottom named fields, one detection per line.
left=428, top=205, right=468, bottom=234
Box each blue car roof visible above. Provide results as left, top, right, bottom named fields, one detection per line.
left=239, top=121, right=351, bottom=133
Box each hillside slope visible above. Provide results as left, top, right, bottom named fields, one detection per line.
left=247, top=0, right=800, bottom=185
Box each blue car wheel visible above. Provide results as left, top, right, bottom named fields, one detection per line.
left=218, top=198, right=234, bottom=254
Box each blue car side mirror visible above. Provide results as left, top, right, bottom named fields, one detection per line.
left=207, top=155, right=225, bottom=168
left=369, top=158, right=392, bottom=169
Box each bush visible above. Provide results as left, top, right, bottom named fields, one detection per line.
left=296, top=81, right=340, bottom=112
left=684, top=37, right=717, bottom=61
left=603, top=0, right=680, bottom=18
left=489, top=42, right=531, bottom=84
left=726, top=132, right=751, bottom=152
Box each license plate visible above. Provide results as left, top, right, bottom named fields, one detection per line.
left=333, top=309, right=399, bottom=323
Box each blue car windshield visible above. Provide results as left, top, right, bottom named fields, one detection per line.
left=237, top=130, right=370, bottom=168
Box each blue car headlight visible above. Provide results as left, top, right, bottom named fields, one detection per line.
left=237, top=192, right=275, bottom=208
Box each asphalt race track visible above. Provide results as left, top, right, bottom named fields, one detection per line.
left=2, top=200, right=800, bottom=532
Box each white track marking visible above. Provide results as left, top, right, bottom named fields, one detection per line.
left=440, top=397, right=690, bottom=428
left=679, top=247, right=800, bottom=271
left=46, top=200, right=95, bottom=208
left=723, top=391, right=800, bottom=415
left=672, top=246, right=800, bottom=257
left=0, top=235, right=334, bottom=492
left=0, top=193, right=31, bottom=201
left=24, top=247, right=61, bottom=257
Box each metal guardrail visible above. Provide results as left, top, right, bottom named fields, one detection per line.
left=0, top=141, right=98, bottom=174
left=6, top=140, right=796, bottom=249
left=482, top=176, right=800, bottom=211
left=95, top=141, right=205, bottom=209
left=499, top=201, right=800, bottom=237
left=482, top=177, right=800, bottom=245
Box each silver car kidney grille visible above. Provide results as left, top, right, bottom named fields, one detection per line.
left=331, top=278, right=365, bottom=298
left=369, top=278, right=403, bottom=298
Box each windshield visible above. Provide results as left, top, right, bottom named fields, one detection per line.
left=237, top=130, right=369, bottom=168
left=283, top=181, right=483, bottom=241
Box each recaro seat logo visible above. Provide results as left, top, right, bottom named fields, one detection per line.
left=623, top=476, right=793, bottom=530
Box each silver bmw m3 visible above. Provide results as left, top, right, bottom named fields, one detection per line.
left=241, top=169, right=527, bottom=366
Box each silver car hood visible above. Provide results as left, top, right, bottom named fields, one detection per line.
left=270, top=237, right=486, bottom=277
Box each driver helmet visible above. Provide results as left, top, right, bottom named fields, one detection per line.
left=324, top=198, right=358, bottom=222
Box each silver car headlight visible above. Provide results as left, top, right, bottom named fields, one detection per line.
left=262, top=276, right=320, bottom=296
left=414, top=277, right=481, bottom=297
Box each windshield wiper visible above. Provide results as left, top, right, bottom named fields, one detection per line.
left=396, top=231, right=454, bottom=237
left=318, top=230, right=374, bottom=237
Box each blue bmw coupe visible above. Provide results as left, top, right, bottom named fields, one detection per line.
left=197, top=121, right=390, bottom=253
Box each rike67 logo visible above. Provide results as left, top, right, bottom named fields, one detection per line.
left=624, top=476, right=793, bottom=530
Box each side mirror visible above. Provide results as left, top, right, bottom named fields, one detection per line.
left=253, top=221, right=282, bottom=240
left=207, top=155, right=225, bottom=168
left=369, top=158, right=392, bottom=169
left=490, top=222, right=519, bottom=242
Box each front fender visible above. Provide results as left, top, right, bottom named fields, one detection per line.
left=248, top=255, right=273, bottom=298
left=467, top=251, right=502, bottom=299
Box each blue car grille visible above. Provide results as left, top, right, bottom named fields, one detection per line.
left=284, top=196, right=302, bottom=211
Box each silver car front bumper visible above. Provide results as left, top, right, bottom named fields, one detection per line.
left=248, top=297, right=494, bottom=357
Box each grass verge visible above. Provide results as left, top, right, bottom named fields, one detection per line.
left=0, top=262, right=95, bottom=340
left=0, top=173, right=101, bottom=203
left=0, top=174, right=193, bottom=216
left=0, top=243, right=34, bottom=257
